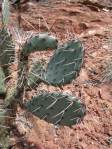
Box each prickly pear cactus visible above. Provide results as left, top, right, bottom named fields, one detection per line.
left=0, top=67, right=6, bottom=95
left=0, top=28, right=15, bottom=75
left=2, top=0, right=10, bottom=27
left=0, top=28, right=15, bottom=65
left=0, top=108, right=9, bottom=149
left=28, top=60, right=46, bottom=88
left=25, top=39, right=86, bottom=126
left=44, top=40, right=84, bottom=86
left=0, top=109, right=6, bottom=123
left=0, top=128, right=9, bottom=149
left=25, top=92, right=86, bottom=126
left=22, top=33, right=58, bottom=55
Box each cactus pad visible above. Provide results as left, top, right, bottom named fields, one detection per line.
left=28, top=60, right=46, bottom=88
left=22, top=33, right=58, bottom=55
left=2, top=0, right=10, bottom=26
left=0, top=67, right=6, bottom=95
left=0, top=28, right=15, bottom=67
left=25, top=92, right=86, bottom=126
left=0, top=109, right=6, bottom=124
left=45, top=40, right=84, bottom=86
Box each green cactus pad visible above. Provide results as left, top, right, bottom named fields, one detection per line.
left=0, top=108, right=9, bottom=148
left=28, top=60, right=46, bottom=88
left=22, top=33, right=58, bottom=55
left=0, top=109, right=6, bottom=124
left=0, top=28, right=15, bottom=67
left=0, top=67, right=6, bottom=95
left=44, top=40, right=84, bottom=86
left=2, top=0, right=10, bottom=26
left=25, top=92, right=86, bottom=126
